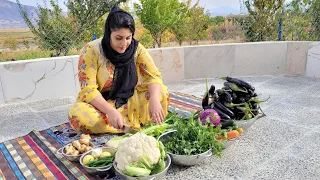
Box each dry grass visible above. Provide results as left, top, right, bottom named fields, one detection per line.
left=0, top=28, right=35, bottom=48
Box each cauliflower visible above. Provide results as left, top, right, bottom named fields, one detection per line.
left=115, top=132, right=165, bottom=177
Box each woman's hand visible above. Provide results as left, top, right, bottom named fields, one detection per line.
left=148, top=96, right=164, bottom=124
left=106, top=108, right=124, bottom=129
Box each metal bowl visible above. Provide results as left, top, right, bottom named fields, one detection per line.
left=79, top=147, right=117, bottom=176
left=235, top=113, right=265, bottom=131
left=113, top=154, right=171, bottom=180
left=158, top=130, right=212, bottom=166
left=56, top=142, right=95, bottom=162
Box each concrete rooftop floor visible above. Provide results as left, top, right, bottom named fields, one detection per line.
left=1, top=75, right=320, bottom=180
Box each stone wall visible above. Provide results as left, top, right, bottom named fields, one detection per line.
left=0, top=41, right=318, bottom=104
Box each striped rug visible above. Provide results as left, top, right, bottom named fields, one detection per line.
left=0, top=92, right=202, bottom=180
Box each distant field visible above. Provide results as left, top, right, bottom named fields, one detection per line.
left=0, top=28, right=34, bottom=40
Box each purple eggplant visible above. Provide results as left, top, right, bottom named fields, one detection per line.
left=222, top=76, right=254, bottom=90
left=213, top=101, right=235, bottom=118
left=223, top=82, right=248, bottom=93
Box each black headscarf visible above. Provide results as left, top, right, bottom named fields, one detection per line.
left=101, top=6, right=139, bottom=109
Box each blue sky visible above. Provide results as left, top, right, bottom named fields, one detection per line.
left=9, top=0, right=293, bottom=15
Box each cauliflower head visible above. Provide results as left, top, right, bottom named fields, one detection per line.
left=115, top=132, right=161, bottom=171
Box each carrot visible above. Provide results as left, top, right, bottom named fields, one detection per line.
left=236, top=128, right=244, bottom=135
left=216, top=135, right=227, bottom=140
left=227, top=130, right=240, bottom=140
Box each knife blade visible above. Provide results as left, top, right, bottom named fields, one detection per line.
left=123, top=124, right=138, bottom=134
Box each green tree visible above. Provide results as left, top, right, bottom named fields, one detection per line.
left=134, top=0, right=182, bottom=47
left=185, top=5, right=211, bottom=45
left=17, top=0, right=75, bottom=56
left=244, top=0, right=285, bottom=42
left=310, top=0, right=320, bottom=40
left=17, top=0, right=126, bottom=56
left=66, top=0, right=126, bottom=37
left=169, top=1, right=190, bottom=46
left=210, top=16, right=225, bottom=26
left=282, top=0, right=311, bottom=41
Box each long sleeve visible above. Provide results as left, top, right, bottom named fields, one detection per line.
left=77, top=44, right=101, bottom=103
left=136, top=44, right=163, bottom=87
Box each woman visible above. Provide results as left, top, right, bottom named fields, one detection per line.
left=68, top=6, right=169, bottom=134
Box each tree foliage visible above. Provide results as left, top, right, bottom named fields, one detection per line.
left=134, top=0, right=182, bottom=47
left=243, top=0, right=285, bottom=42
left=17, top=0, right=126, bottom=56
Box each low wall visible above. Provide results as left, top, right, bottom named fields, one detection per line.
left=0, top=41, right=319, bottom=105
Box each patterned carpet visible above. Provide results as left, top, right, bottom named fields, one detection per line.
left=0, top=92, right=202, bottom=180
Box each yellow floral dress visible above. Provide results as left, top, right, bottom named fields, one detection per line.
left=68, top=38, right=170, bottom=134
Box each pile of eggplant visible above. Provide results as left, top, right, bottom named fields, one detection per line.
left=202, top=76, right=268, bottom=121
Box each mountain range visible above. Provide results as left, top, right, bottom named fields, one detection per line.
left=0, top=0, right=37, bottom=29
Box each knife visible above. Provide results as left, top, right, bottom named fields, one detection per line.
left=123, top=124, right=138, bottom=134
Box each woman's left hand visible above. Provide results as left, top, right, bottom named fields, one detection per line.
left=148, top=96, right=164, bottom=124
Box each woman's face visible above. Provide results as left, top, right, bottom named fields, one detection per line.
left=110, top=28, right=133, bottom=54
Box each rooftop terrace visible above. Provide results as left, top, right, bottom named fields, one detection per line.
left=0, top=41, right=319, bottom=179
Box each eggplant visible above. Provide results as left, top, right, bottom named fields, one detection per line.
left=224, top=92, right=233, bottom=103
left=251, top=102, right=258, bottom=110
left=211, top=106, right=231, bottom=120
left=219, top=92, right=233, bottom=104
left=208, top=85, right=215, bottom=96
left=248, top=89, right=255, bottom=97
left=216, top=89, right=225, bottom=96
left=202, top=92, right=209, bottom=108
left=222, top=76, right=254, bottom=90
left=221, top=120, right=236, bottom=129
left=213, top=101, right=235, bottom=118
left=237, top=97, right=246, bottom=103
left=252, top=110, right=259, bottom=115
left=232, top=92, right=237, bottom=100
left=222, top=86, right=231, bottom=91
left=203, top=105, right=211, bottom=110
left=223, top=82, right=248, bottom=93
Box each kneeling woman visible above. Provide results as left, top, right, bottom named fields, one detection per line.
left=68, top=6, right=169, bottom=134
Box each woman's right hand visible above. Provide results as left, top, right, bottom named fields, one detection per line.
left=106, top=108, right=124, bottom=129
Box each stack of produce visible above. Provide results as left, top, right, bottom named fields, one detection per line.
left=202, top=76, right=268, bottom=121
left=114, top=133, right=167, bottom=177
left=65, top=134, right=93, bottom=156
left=164, top=111, right=224, bottom=156
left=82, top=148, right=115, bottom=167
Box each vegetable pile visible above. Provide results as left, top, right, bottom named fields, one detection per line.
left=202, top=76, right=268, bottom=122
left=65, top=134, right=93, bottom=156
left=82, top=148, right=115, bottom=167
left=164, top=111, right=224, bottom=156
left=114, top=132, right=167, bottom=177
